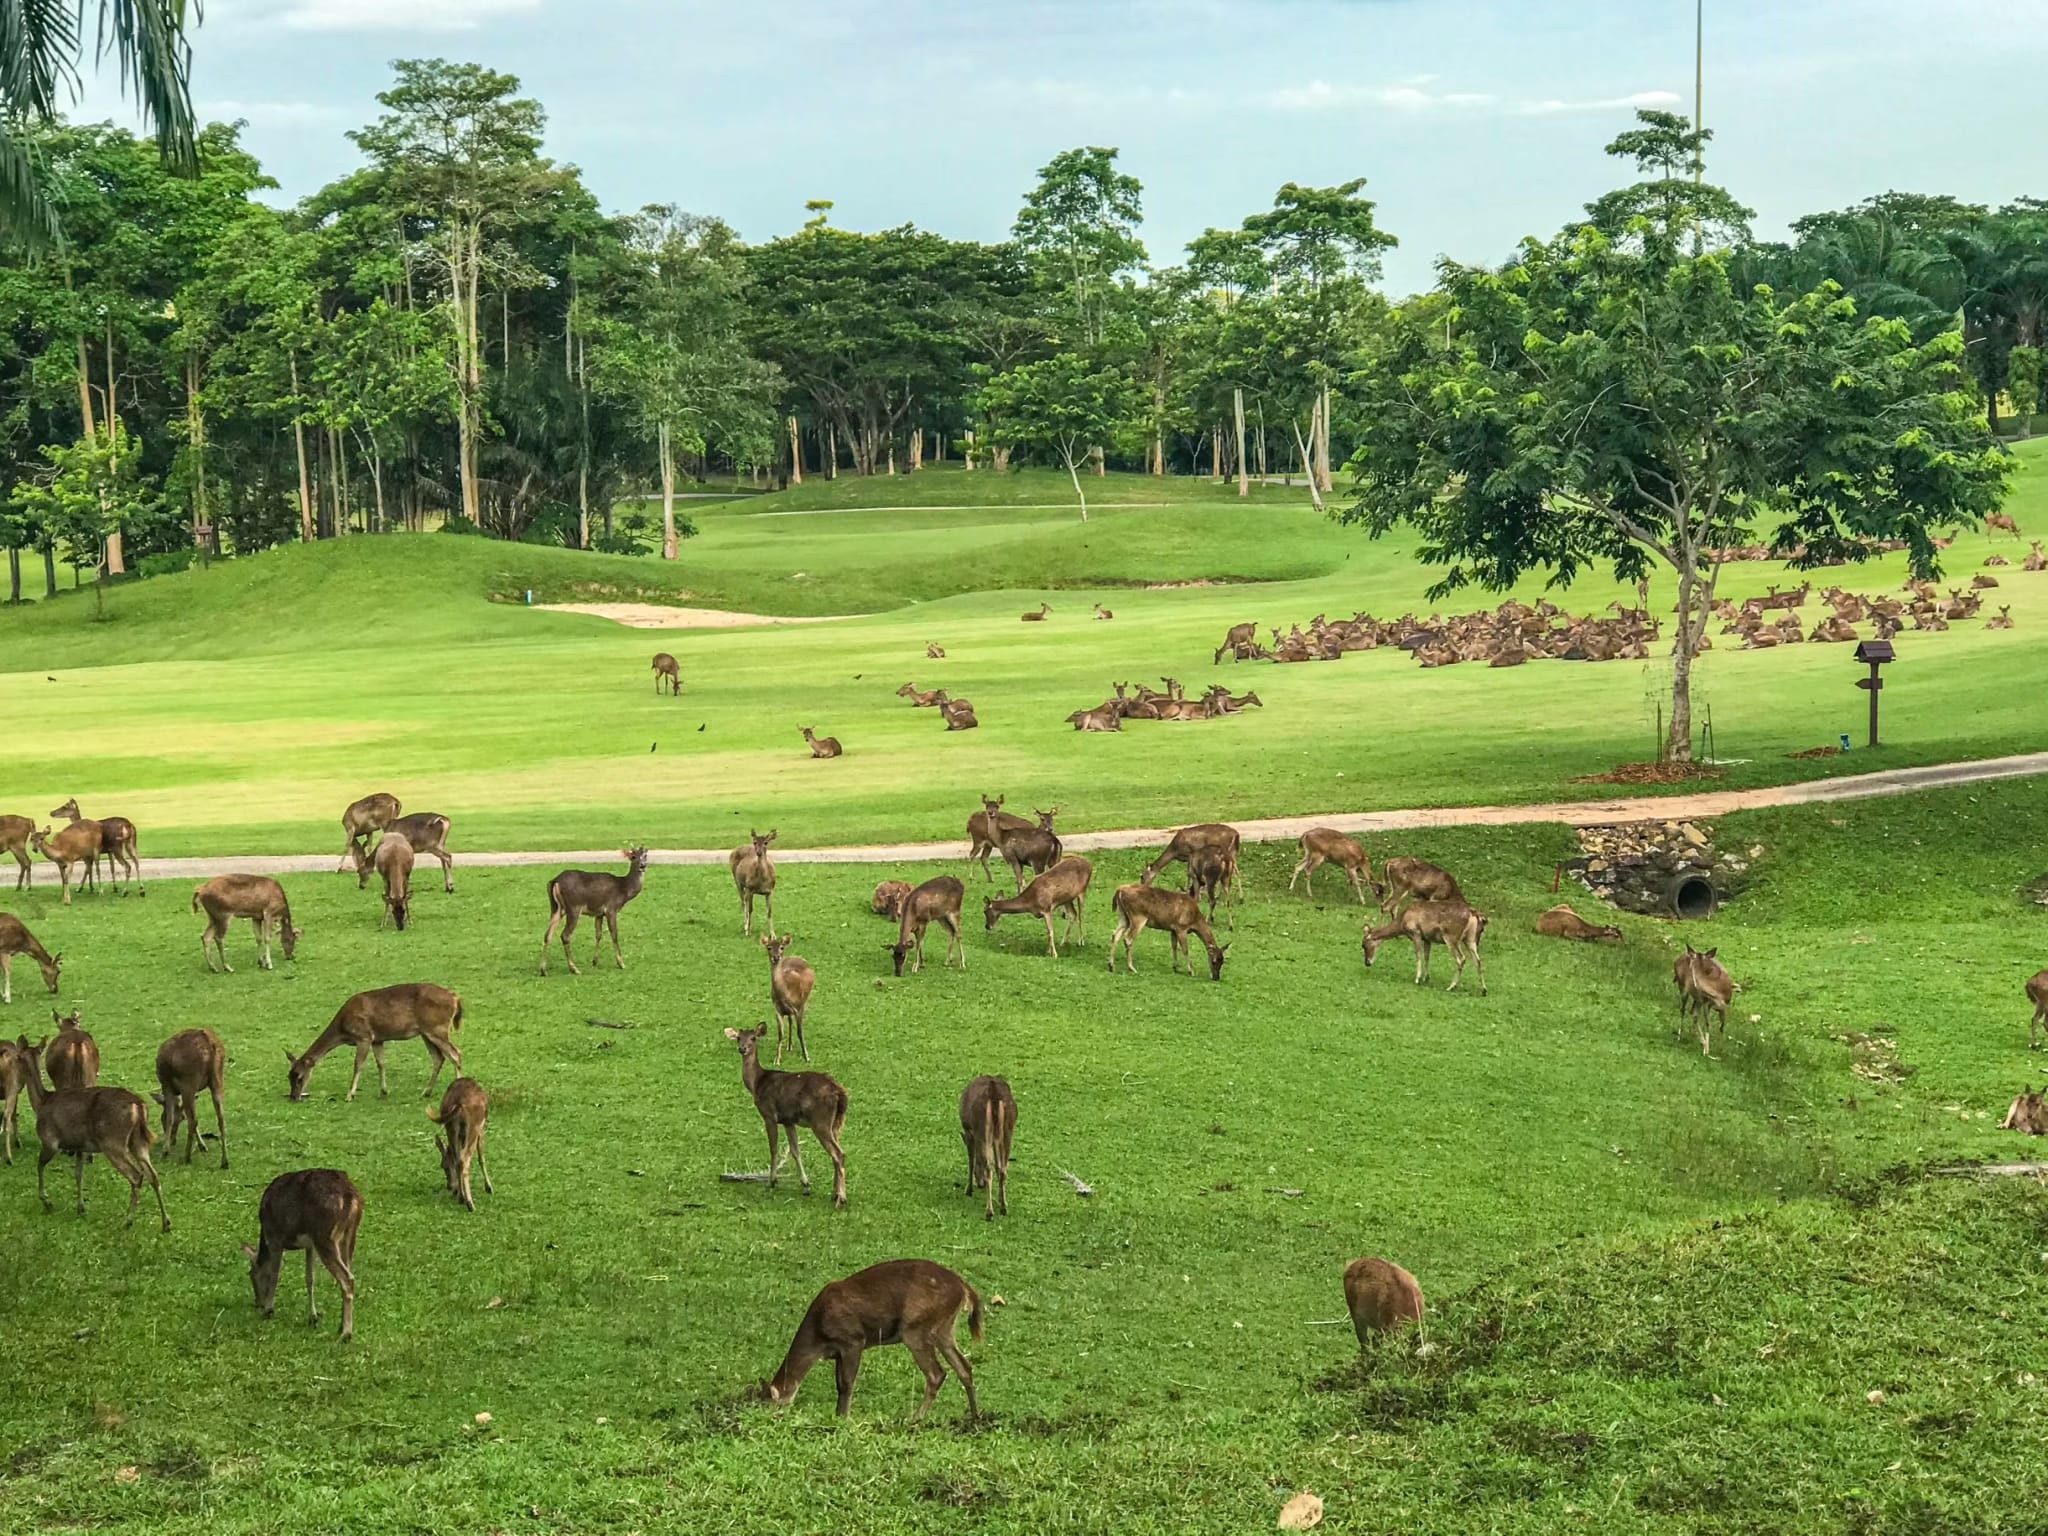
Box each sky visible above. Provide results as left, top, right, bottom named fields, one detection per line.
left=72, top=0, right=2048, bottom=295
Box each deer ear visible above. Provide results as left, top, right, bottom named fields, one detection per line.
left=238, top=1242, right=258, bottom=1262
left=282, top=1048, right=297, bottom=1065
left=723, top=1027, right=740, bottom=1040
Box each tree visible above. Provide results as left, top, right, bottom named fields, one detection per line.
left=1012, top=147, right=1146, bottom=350
left=2008, top=345, right=2042, bottom=433
left=970, top=353, right=1136, bottom=520
left=10, top=422, right=161, bottom=616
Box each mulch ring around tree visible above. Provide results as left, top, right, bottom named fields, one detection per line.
left=1572, top=761, right=1726, bottom=785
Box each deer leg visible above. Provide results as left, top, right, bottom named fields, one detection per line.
left=834, top=1348, right=861, bottom=1417
left=36, top=1143, right=55, bottom=1208
left=762, top=890, right=775, bottom=938
left=590, top=916, right=607, bottom=971
left=423, top=1037, right=456, bottom=1098
left=560, top=910, right=583, bottom=976
left=764, top=1122, right=780, bottom=1188
left=1412, top=935, right=1429, bottom=986
left=370, top=1042, right=392, bottom=1097
left=457, top=1148, right=474, bottom=1211
left=947, top=915, right=965, bottom=969
left=258, top=916, right=275, bottom=970
left=819, top=1124, right=847, bottom=1208
left=1, top=1094, right=13, bottom=1164
left=74, top=1149, right=88, bottom=1213
left=608, top=912, right=625, bottom=970
left=940, top=1336, right=979, bottom=1419
left=540, top=906, right=562, bottom=976
left=140, top=1147, right=168, bottom=1231
left=304, top=1249, right=321, bottom=1325
left=200, top=924, right=219, bottom=974
left=1043, top=911, right=1058, bottom=958
left=0, top=952, right=10, bottom=1003
left=436, top=849, right=453, bottom=893
left=906, top=1337, right=946, bottom=1421
left=793, top=1006, right=808, bottom=1064
left=211, top=1084, right=228, bottom=1169
left=1289, top=856, right=1309, bottom=894
left=1471, top=939, right=1486, bottom=997
left=963, top=1129, right=978, bottom=1195
left=1445, top=939, right=1465, bottom=993
left=786, top=1128, right=813, bottom=1195
left=476, top=1129, right=493, bottom=1194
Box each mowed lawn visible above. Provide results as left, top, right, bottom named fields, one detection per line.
left=0, top=446, right=2044, bottom=856
left=1, top=781, right=2045, bottom=1532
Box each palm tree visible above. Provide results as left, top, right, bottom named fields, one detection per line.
left=1, top=0, right=199, bottom=248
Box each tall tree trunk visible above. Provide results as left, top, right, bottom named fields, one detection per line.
left=787, top=414, right=803, bottom=484
left=370, top=449, right=387, bottom=534
left=1212, top=423, right=1223, bottom=481
left=1314, top=382, right=1333, bottom=493
left=289, top=354, right=315, bottom=542
left=887, top=441, right=897, bottom=475
left=100, top=323, right=125, bottom=575
left=1067, top=448, right=1090, bottom=522
left=7, top=546, right=19, bottom=602
left=964, top=428, right=976, bottom=470
left=825, top=421, right=838, bottom=479
left=336, top=427, right=352, bottom=535
left=1233, top=388, right=1248, bottom=498
left=1091, top=444, right=1105, bottom=476
left=186, top=353, right=207, bottom=542
left=1665, top=544, right=1716, bottom=764
left=1291, top=413, right=1325, bottom=513
left=659, top=420, right=679, bottom=560
left=909, top=427, right=923, bottom=471
left=45, top=545, right=58, bottom=596
left=577, top=333, right=591, bottom=549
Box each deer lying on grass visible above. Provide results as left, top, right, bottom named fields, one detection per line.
left=1673, top=945, right=1733, bottom=1055
left=1373, top=856, right=1466, bottom=915
left=353, top=812, right=454, bottom=893
left=374, top=834, right=415, bottom=930
left=995, top=807, right=1062, bottom=894
left=2025, top=540, right=2047, bottom=572
left=724, top=1024, right=847, bottom=1206
left=1107, top=882, right=1228, bottom=980
left=889, top=877, right=966, bottom=975
left=1141, top=823, right=1242, bottom=900
left=0, top=912, right=61, bottom=1002
left=1214, top=621, right=1258, bottom=663
left=52, top=799, right=141, bottom=893
left=652, top=651, right=681, bottom=695
left=193, top=875, right=301, bottom=972
left=2026, top=969, right=2048, bottom=1050
left=896, top=683, right=946, bottom=707
left=1344, top=1256, right=1425, bottom=1348
left=242, top=1168, right=361, bottom=1340
left=30, top=821, right=104, bottom=905
left=984, top=855, right=1093, bottom=957
left=286, top=982, right=463, bottom=1102
left=1020, top=602, right=1051, bottom=621
left=2001, top=1086, right=2048, bottom=1134
left=926, top=642, right=946, bottom=658
left=426, top=1077, right=492, bottom=1210
left=800, top=726, right=843, bottom=758
left=338, top=793, right=401, bottom=871
left=1534, top=903, right=1622, bottom=941
left=20, top=1040, right=168, bottom=1230
left=1362, top=901, right=1487, bottom=994
left=1289, top=829, right=1372, bottom=904
left=0, top=1038, right=27, bottom=1163
left=154, top=1028, right=227, bottom=1168
left=942, top=698, right=979, bottom=730
left=763, top=1259, right=981, bottom=1420
left=960, top=1076, right=1016, bottom=1219
left=729, top=830, right=777, bottom=937
left=1, top=814, right=33, bottom=891
left=46, top=1008, right=98, bottom=1089
left=871, top=880, right=913, bottom=920
left=1987, top=510, right=2021, bottom=539
left=541, top=847, right=650, bottom=975
left=762, top=933, right=816, bottom=1063
left=1973, top=572, right=2002, bottom=590
left=1986, top=606, right=2015, bottom=630
left=966, top=795, right=1032, bottom=881
left=1093, top=602, right=1113, bottom=620
left=1067, top=705, right=1122, bottom=731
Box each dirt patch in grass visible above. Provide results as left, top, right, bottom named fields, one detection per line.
left=532, top=602, right=852, bottom=629
left=1572, top=761, right=1726, bottom=785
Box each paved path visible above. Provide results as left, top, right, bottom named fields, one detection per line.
left=126, top=751, right=2048, bottom=882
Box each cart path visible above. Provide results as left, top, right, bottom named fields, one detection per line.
left=120, top=750, right=2048, bottom=882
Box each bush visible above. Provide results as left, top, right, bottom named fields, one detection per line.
left=438, top=512, right=489, bottom=537
left=138, top=547, right=197, bottom=579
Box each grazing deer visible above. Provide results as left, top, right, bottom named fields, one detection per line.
left=1986, top=510, right=2020, bottom=539
left=801, top=727, right=843, bottom=758
left=2001, top=1086, right=2048, bottom=1135
left=0, top=912, right=61, bottom=1003
left=729, top=829, right=778, bottom=937
left=1673, top=945, right=1733, bottom=1055
left=966, top=795, right=1032, bottom=881
left=723, top=1024, right=848, bottom=1206
left=1289, top=829, right=1372, bottom=904
left=762, top=1259, right=981, bottom=1420
left=1373, top=856, right=1466, bottom=915
left=995, top=807, right=1062, bottom=894
left=1093, top=602, right=1113, bottom=620
left=425, top=1078, right=493, bottom=1210
left=1344, top=1256, right=1425, bottom=1347
left=1362, top=901, right=1487, bottom=994
left=540, top=847, right=650, bottom=975
left=1214, top=621, right=1258, bottom=664
left=2025, top=540, right=2047, bottom=572
left=871, top=880, right=913, bottom=920
left=45, top=1008, right=98, bottom=1089
left=0, top=1037, right=27, bottom=1163
left=889, top=876, right=966, bottom=975
left=1986, top=606, right=2015, bottom=630
left=1, top=813, right=33, bottom=891
left=652, top=651, right=682, bottom=695
left=1186, top=845, right=1237, bottom=929
left=241, top=1169, right=362, bottom=1340
left=960, top=1076, right=1016, bottom=1219
left=2026, top=969, right=2048, bottom=1050
left=352, top=812, right=454, bottom=893
left=286, top=982, right=463, bottom=1102
left=984, top=855, right=1092, bottom=957
left=19, top=1040, right=168, bottom=1230
left=374, top=834, right=415, bottom=930
left=896, top=683, right=946, bottom=707
left=30, top=821, right=103, bottom=905
left=942, top=698, right=979, bottom=730
left=926, top=642, right=946, bottom=658
left=1534, top=903, right=1622, bottom=941
left=1020, top=602, right=1051, bottom=622
left=1107, top=882, right=1228, bottom=980
left=193, top=874, right=301, bottom=972
left=51, top=799, right=140, bottom=893
left=338, top=792, right=401, bottom=871
left=1140, top=823, right=1242, bottom=899
left=154, top=1028, right=227, bottom=1168
left=762, top=933, right=816, bottom=1063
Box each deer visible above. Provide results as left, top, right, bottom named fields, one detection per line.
left=1092, top=602, right=1113, bottom=620
left=539, top=847, right=650, bottom=975
left=1534, top=903, right=1622, bottom=941
left=896, top=683, right=946, bottom=707
left=352, top=812, right=454, bottom=893
left=966, top=795, right=1033, bottom=881
left=801, top=727, right=843, bottom=758
left=984, top=855, right=1093, bottom=957
left=723, top=1024, right=848, bottom=1207
left=995, top=806, right=1062, bottom=894
left=1673, top=945, right=1733, bottom=1055
left=926, top=642, right=946, bottom=658
left=1, top=813, right=33, bottom=891
left=0, top=912, right=61, bottom=1003
left=1186, top=844, right=1237, bottom=929
left=1986, top=510, right=2021, bottom=539
left=888, top=876, right=966, bottom=975
left=1289, top=829, right=1372, bottom=904
left=425, top=1077, right=493, bottom=1210
left=1986, top=606, right=2015, bottom=630
left=1214, top=621, right=1258, bottom=663
left=1107, top=882, right=1228, bottom=980
left=153, top=1028, right=227, bottom=1168
left=2026, top=540, right=2047, bottom=572
left=652, top=651, right=682, bottom=695
left=1373, top=855, right=1466, bottom=915
left=942, top=698, right=979, bottom=730
left=51, top=798, right=140, bottom=893
left=374, top=834, right=415, bottom=930
left=762, top=1259, right=981, bottom=1420
left=46, top=1008, right=99, bottom=1089
left=19, top=1039, right=168, bottom=1230
left=1140, top=824, right=1242, bottom=902
left=1362, top=901, right=1487, bottom=994
left=871, top=879, right=913, bottom=920
left=338, top=792, right=401, bottom=871
left=1343, top=1257, right=1425, bottom=1348
left=1020, top=602, right=1051, bottom=621
left=960, top=1076, right=1016, bottom=1220
left=2000, top=1086, right=2048, bottom=1135
left=1205, top=686, right=1263, bottom=714
left=241, top=1168, right=362, bottom=1340
left=729, top=829, right=777, bottom=937
left=762, top=932, right=816, bottom=1063
left=0, top=1037, right=27, bottom=1163
left=193, top=874, right=301, bottom=972
left=1068, top=705, right=1123, bottom=731
left=2026, top=968, right=2048, bottom=1050
left=285, top=982, right=463, bottom=1102
left=30, top=820, right=105, bottom=905
left=1973, top=572, right=2002, bottom=590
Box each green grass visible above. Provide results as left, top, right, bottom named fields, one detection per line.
left=1, top=780, right=2044, bottom=1532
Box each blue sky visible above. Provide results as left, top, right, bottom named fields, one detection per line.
left=79, top=0, right=2048, bottom=294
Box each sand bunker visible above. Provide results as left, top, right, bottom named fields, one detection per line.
left=535, top=602, right=849, bottom=629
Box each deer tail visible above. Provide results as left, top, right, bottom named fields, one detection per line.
left=424, top=1104, right=444, bottom=1123
left=190, top=887, right=202, bottom=913
left=451, top=994, right=465, bottom=1032
left=965, top=1283, right=985, bottom=1341
left=981, top=1097, right=997, bottom=1185
left=833, top=1085, right=848, bottom=1134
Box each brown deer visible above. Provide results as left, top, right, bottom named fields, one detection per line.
left=153, top=1028, right=227, bottom=1168
left=46, top=1008, right=98, bottom=1089
left=1140, top=823, right=1241, bottom=899
left=871, top=879, right=913, bottom=919
left=1092, top=602, right=1113, bottom=620
left=20, top=1040, right=168, bottom=1230
left=801, top=727, right=843, bottom=759
left=762, top=933, right=816, bottom=1063
left=540, top=847, right=650, bottom=975
left=2000, top=1086, right=2048, bottom=1135
left=425, top=1077, right=493, bottom=1210
left=374, top=834, right=415, bottom=930
left=0, top=1037, right=28, bottom=1163
left=926, top=642, right=946, bottom=658
left=1289, top=829, right=1372, bottom=904
left=1214, top=621, right=1258, bottom=663
left=1067, top=705, right=1122, bottom=731
left=1986, top=510, right=2020, bottom=539
left=193, top=874, right=301, bottom=972
left=1186, top=845, right=1237, bottom=928
left=0, top=912, right=61, bottom=1002
left=1973, top=572, right=2002, bottom=590
left=1534, top=903, right=1622, bottom=941
left=1107, top=882, right=1228, bottom=980
left=983, top=855, right=1092, bottom=957
left=995, top=806, right=1062, bottom=894
left=1986, top=606, right=2015, bottom=630
left=1673, top=945, right=1733, bottom=1055
left=241, top=1168, right=362, bottom=1340
left=2025, top=540, right=2047, bottom=572
left=29, top=821, right=104, bottom=905
left=286, top=982, right=463, bottom=1102
left=338, top=792, right=401, bottom=871
left=729, top=829, right=778, bottom=937
left=959, top=1076, right=1015, bottom=1220
left=1373, top=856, right=1466, bottom=915
left=51, top=799, right=141, bottom=893
left=652, top=652, right=682, bottom=695
left=895, top=683, right=946, bottom=707
left=1020, top=602, right=1051, bottom=621
left=723, top=1024, right=847, bottom=1206
left=942, top=698, right=979, bottom=730
left=889, top=876, right=966, bottom=975
left=762, top=1259, right=981, bottom=1420
left=2025, top=968, right=2048, bottom=1050
left=1, top=813, right=33, bottom=891
left=1362, top=901, right=1487, bottom=993
left=352, top=812, right=454, bottom=893
left=1343, top=1256, right=1425, bottom=1347
left=966, top=795, right=1032, bottom=881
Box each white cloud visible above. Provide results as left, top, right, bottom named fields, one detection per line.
left=1518, top=88, right=1683, bottom=116
left=1267, top=79, right=1496, bottom=112
left=270, top=0, right=539, bottom=31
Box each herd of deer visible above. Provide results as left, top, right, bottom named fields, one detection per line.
left=1209, top=600, right=1665, bottom=669
left=1065, top=679, right=1262, bottom=731
left=1716, top=571, right=2031, bottom=648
